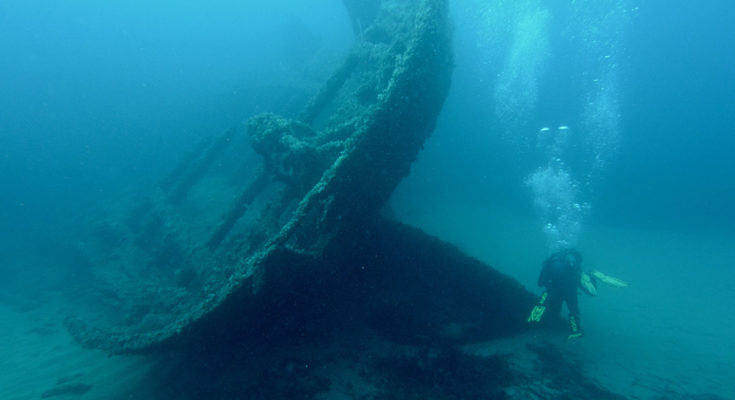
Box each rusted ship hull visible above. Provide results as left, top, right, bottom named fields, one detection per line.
left=65, top=0, right=536, bottom=354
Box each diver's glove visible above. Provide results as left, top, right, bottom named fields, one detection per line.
left=527, top=292, right=548, bottom=322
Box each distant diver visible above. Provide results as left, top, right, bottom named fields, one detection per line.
left=527, top=249, right=628, bottom=339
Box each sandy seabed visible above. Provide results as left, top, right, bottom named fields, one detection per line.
left=1, top=201, right=733, bottom=400
left=395, top=199, right=735, bottom=400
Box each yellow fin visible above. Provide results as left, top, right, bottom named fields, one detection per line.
left=528, top=305, right=545, bottom=322
left=527, top=293, right=548, bottom=322
left=590, top=269, right=629, bottom=288
left=580, top=272, right=597, bottom=296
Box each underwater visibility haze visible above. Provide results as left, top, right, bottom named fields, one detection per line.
left=1, top=0, right=734, bottom=399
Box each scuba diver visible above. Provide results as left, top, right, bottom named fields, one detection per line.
left=527, top=249, right=628, bottom=339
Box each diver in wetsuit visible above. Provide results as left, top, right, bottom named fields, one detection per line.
left=529, top=249, right=585, bottom=339
left=528, top=249, right=629, bottom=339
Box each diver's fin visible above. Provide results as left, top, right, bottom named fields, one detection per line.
left=567, top=315, right=584, bottom=340
left=590, top=270, right=629, bottom=288
left=528, top=305, right=546, bottom=322
left=527, top=292, right=548, bottom=322
left=580, top=271, right=598, bottom=296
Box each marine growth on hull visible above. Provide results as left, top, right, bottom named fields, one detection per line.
left=64, top=0, right=534, bottom=356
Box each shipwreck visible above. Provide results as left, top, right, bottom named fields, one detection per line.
left=65, top=0, right=537, bottom=355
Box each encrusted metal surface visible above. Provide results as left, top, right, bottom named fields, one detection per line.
left=65, top=0, right=453, bottom=354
